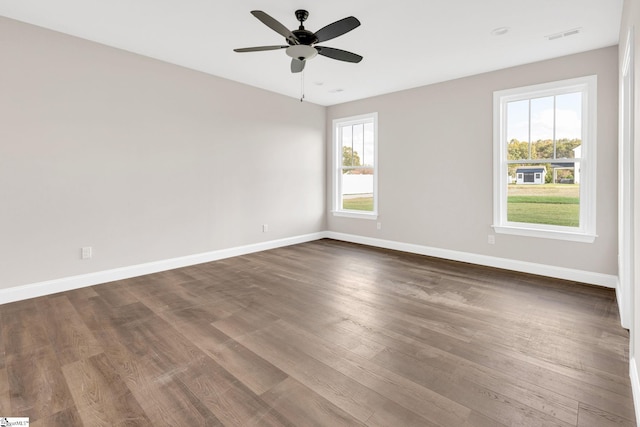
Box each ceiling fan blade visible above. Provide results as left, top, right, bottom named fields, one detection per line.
left=251, top=10, right=299, bottom=44
left=314, top=16, right=360, bottom=43
left=291, top=58, right=305, bottom=73
left=234, top=45, right=288, bottom=53
left=315, top=46, right=363, bottom=63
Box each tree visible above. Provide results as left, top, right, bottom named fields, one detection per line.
left=545, top=168, right=553, bottom=184
left=508, top=139, right=529, bottom=178
left=532, top=140, right=550, bottom=159
left=342, top=146, right=361, bottom=168
left=556, top=138, right=581, bottom=158
left=508, top=139, right=529, bottom=160
left=508, top=138, right=582, bottom=161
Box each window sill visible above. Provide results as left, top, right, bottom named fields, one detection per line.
left=332, top=210, right=378, bottom=220
left=493, top=225, right=596, bottom=243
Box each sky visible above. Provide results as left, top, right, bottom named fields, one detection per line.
left=342, top=122, right=375, bottom=166
left=507, top=92, right=582, bottom=142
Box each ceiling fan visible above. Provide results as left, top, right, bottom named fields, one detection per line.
left=234, top=10, right=363, bottom=73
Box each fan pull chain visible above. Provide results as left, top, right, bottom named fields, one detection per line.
left=300, top=69, right=305, bottom=102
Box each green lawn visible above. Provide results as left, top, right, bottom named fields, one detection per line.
left=343, top=196, right=374, bottom=211
left=507, top=185, right=580, bottom=226
left=342, top=185, right=580, bottom=225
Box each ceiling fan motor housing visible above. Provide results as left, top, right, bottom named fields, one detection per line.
left=290, top=29, right=318, bottom=45
left=290, top=10, right=317, bottom=45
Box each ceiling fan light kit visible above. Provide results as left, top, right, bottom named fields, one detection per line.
left=286, top=45, right=318, bottom=61
left=234, top=9, right=363, bottom=74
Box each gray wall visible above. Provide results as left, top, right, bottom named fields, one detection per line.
left=327, top=46, right=619, bottom=275
left=0, top=17, right=326, bottom=289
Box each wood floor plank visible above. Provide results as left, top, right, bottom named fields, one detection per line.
left=73, top=297, right=155, bottom=333
left=204, top=339, right=289, bottom=395
left=237, top=319, right=473, bottom=427
left=292, top=353, right=438, bottom=426
left=0, top=239, right=635, bottom=426
left=87, top=325, right=169, bottom=393
left=92, top=280, right=140, bottom=307
left=41, top=295, right=103, bottom=365
left=0, top=313, right=5, bottom=370
left=126, top=278, right=208, bottom=314
left=130, top=376, right=225, bottom=426
left=124, top=316, right=207, bottom=368
left=577, top=402, right=636, bottom=427
left=61, top=353, right=151, bottom=426
left=0, top=368, right=10, bottom=416
left=30, top=406, right=84, bottom=427
left=386, top=318, right=635, bottom=420
left=261, top=377, right=368, bottom=427
left=212, top=306, right=281, bottom=339
left=177, top=356, right=290, bottom=426
left=6, top=345, right=74, bottom=422
left=383, top=316, right=634, bottom=401
left=157, top=298, right=245, bottom=333
left=2, top=299, right=50, bottom=362
left=330, top=314, right=581, bottom=425
left=372, top=345, right=576, bottom=427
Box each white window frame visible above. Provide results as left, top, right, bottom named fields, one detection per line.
left=332, top=113, right=378, bottom=219
left=493, top=76, right=597, bottom=243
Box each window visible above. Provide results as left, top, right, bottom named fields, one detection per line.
left=333, top=113, right=378, bottom=218
left=493, top=76, right=597, bottom=242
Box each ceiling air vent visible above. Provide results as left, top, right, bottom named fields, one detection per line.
left=546, top=28, right=582, bottom=41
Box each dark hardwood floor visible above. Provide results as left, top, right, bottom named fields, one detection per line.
left=0, top=239, right=635, bottom=426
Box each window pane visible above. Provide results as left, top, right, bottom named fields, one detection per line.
left=530, top=96, right=554, bottom=159
left=341, top=167, right=374, bottom=211
left=555, top=92, right=582, bottom=160
left=363, top=122, right=374, bottom=166
left=507, top=163, right=580, bottom=227
left=507, top=100, right=529, bottom=160
left=341, top=125, right=356, bottom=168
left=352, top=124, right=364, bottom=168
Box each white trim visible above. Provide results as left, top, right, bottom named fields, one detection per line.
left=618, top=27, right=635, bottom=331
left=618, top=277, right=630, bottom=330
left=493, top=225, right=596, bottom=243
left=631, top=357, right=640, bottom=425
left=325, top=231, right=616, bottom=288
left=0, top=232, right=324, bottom=306
left=331, top=210, right=378, bottom=220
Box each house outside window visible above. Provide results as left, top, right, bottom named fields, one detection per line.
left=493, top=76, right=597, bottom=242
left=332, top=113, right=378, bottom=219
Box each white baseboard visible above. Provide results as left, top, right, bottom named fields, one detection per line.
left=0, top=232, right=325, bottom=305
left=617, top=277, right=631, bottom=329
left=631, top=357, right=640, bottom=425
left=325, top=232, right=617, bottom=288
left=0, top=230, right=618, bottom=306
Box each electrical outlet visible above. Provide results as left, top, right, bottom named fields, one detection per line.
left=263, top=224, right=268, bottom=233
left=377, top=222, right=382, bottom=230
left=81, top=246, right=92, bottom=259
left=488, top=235, right=495, bottom=245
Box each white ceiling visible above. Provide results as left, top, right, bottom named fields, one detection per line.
left=0, top=0, right=624, bottom=106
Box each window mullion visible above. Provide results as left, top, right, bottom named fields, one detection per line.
left=528, top=99, right=532, bottom=159
left=553, top=95, right=557, bottom=160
